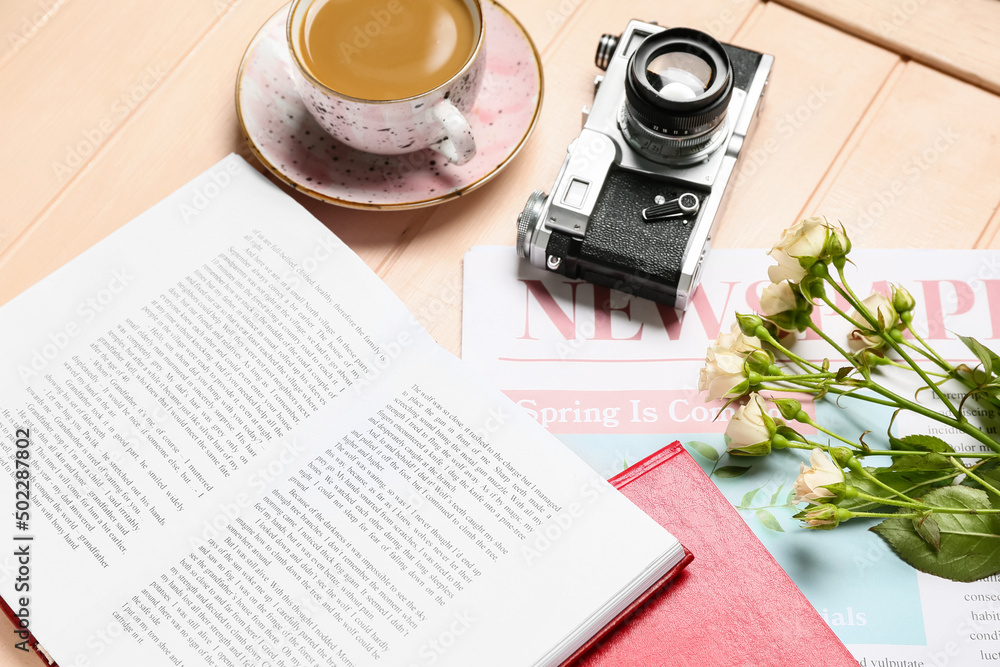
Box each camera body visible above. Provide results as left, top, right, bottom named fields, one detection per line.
left=516, top=21, right=773, bottom=309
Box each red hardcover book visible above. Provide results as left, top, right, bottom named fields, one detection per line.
left=0, top=594, right=55, bottom=665
left=564, top=442, right=858, bottom=667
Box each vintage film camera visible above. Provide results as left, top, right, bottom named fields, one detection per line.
left=516, top=21, right=773, bottom=309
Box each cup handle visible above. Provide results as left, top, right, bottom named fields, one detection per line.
left=429, top=100, right=477, bottom=166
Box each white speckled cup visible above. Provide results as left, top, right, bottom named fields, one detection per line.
left=286, top=0, right=486, bottom=166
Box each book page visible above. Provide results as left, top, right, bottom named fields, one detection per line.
left=462, top=244, right=1000, bottom=665
left=0, top=157, right=679, bottom=667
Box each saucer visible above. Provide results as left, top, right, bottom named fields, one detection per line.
left=235, top=1, right=543, bottom=210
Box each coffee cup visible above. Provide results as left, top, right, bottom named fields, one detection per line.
left=286, top=0, right=486, bottom=166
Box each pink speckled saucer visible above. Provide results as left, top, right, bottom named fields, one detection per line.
left=235, top=1, right=543, bottom=210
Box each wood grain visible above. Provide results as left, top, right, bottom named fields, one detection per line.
left=0, top=0, right=65, bottom=67
left=0, top=0, right=585, bottom=308
left=803, top=61, right=1000, bottom=249
left=977, top=197, right=1000, bottom=249
left=376, top=0, right=763, bottom=353
left=0, top=0, right=232, bottom=258
left=713, top=2, right=898, bottom=248
left=0, top=0, right=434, bottom=306
left=774, top=0, right=1000, bottom=95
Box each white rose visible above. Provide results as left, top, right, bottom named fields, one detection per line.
left=759, top=281, right=798, bottom=317
left=698, top=349, right=747, bottom=402
left=716, top=321, right=761, bottom=355
left=827, top=222, right=851, bottom=257
left=698, top=324, right=760, bottom=402
left=767, top=217, right=829, bottom=284
left=725, top=393, right=772, bottom=455
left=799, top=504, right=842, bottom=530
left=792, top=448, right=845, bottom=504
left=767, top=252, right=808, bottom=285
left=847, top=292, right=898, bottom=353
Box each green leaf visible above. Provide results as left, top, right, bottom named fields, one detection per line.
left=965, top=383, right=1000, bottom=412
left=974, top=465, right=1000, bottom=499
left=785, top=489, right=797, bottom=505
left=981, top=385, right=1000, bottom=405
left=769, top=483, right=786, bottom=506
left=739, top=486, right=763, bottom=509
left=889, top=434, right=956, bottom=454
left=914, top=515, right=941, bottom=552
left=871, top=486, right=1000, bottom=582
left=885, top=429, right=957, bottom=472
left=688, top=441, right=720, bottom=462
left=716, top=465, right=752, bottom=478
left=836, top=366, right=852, bottom=381
left=756, top=509, right=785, bottom=532
left=959, top=335, right=1000, bottom=378
left=889, top=452, right=954, bottom=472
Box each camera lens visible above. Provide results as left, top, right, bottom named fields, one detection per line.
left=621, top=28, right=733, bottom=164
left=646, top=52, right=713, bottom=101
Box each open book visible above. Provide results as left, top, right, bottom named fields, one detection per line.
left=0, top=156, right=686, bottom=667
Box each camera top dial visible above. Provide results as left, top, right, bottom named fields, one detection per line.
left=620, top=28, right=734, bottom=165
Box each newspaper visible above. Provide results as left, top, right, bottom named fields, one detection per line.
left=463, top=246, right=1000, bottom=665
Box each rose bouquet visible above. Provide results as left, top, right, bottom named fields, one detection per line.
left=700, top=217, right=1000, bottom=582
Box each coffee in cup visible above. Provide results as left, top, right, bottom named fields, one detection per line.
left=287, top=0, right=486, bottom=165
left=296, top=0, right=476, bottom=101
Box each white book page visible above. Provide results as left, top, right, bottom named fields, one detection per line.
left=0, top=157, right=678, bottom=667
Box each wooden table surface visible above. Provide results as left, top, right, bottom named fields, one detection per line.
left=2, top=0, right=1000, bottom=664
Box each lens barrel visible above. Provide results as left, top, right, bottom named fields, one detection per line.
left=622, top=28, right=733, bottom=161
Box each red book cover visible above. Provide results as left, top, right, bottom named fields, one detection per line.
left=565, top=442, right=858, bottom=667
left=0, top=594, right=55, bottom=665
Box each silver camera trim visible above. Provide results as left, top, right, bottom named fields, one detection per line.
left=519, top=20, right=773, bottom=311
